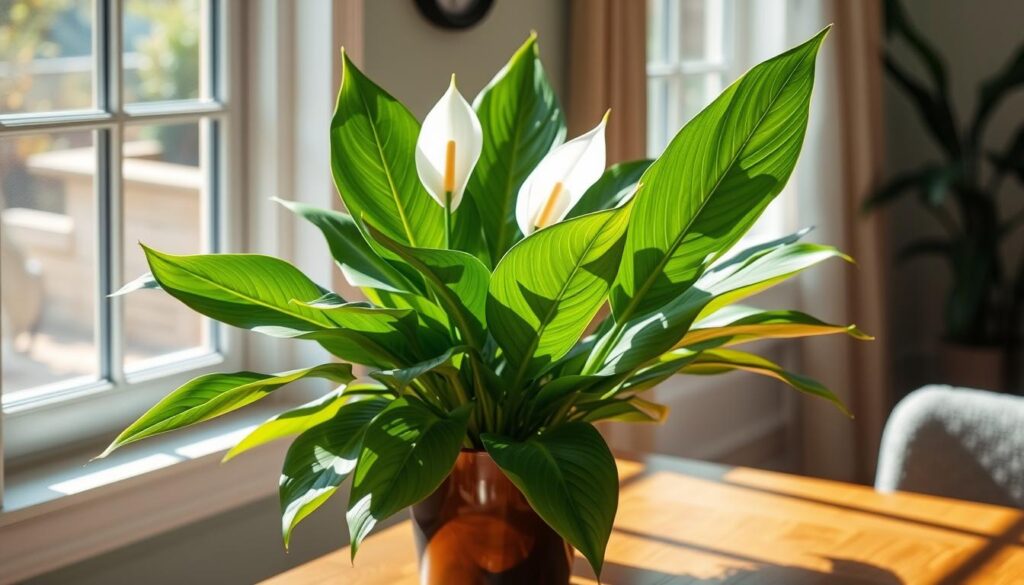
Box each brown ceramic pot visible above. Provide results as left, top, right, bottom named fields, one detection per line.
left=410, top=450, right=573, bottom=584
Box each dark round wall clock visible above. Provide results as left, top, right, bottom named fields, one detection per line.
left=414, top=0, right=495, bottom=30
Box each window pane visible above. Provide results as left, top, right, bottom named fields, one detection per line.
left=679, top=0, right=706, bottom=61
left=122, top=121, right=211, bottom=370
left=680, top=73, right=714, bottom=122
left=1, top=131, right=98, bottom=400
left=647, top=77, right=671, bottom=157
left=123, top=0, right=206, bottom=104
left=647, top=0, right=673, bottom=65
left=0, top=1, right=95, bottom=115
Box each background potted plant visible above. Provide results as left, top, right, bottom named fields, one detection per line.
left=104, top=28, right=866, bottom=584
left=865, top=0, right=1024, bottom=392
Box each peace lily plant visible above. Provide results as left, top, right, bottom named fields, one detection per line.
left=104, top=28, right=868, bottom=577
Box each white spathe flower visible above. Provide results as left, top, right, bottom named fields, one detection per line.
left=515, top=113, right=608, bottom=236
left=415, top=75, right=483, bottom=212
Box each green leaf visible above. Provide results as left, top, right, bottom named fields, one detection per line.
left=620, top=350, right=701, bottom=394
left=468, top=34, right=566, bottom=264
left=364, top=222, right=490, bottom=348
left=225, top=388, right=348, bottom=463
left=680, top=348, right=850, bottom=416
left=611, top=28, right=828, bottom=323
left=591, top=241, right=849, bottom=375
left=884, top=0, right=949, bottom=91
left=483, top=422, right=617, bottom=576
left=972, top=44, right=1024, bottom=147
left=897, top=239, right=953, bottom=263
left=279, top=398, right=389, bottom=547
left=347, top=399, right=471, bottom=558
left=991, top=127, right=1024, bottom=188
left=112, top=272, right=159, bottom=296
left=678, top=306, right=872, bottom=350
left=99, top=363, right=354, bottom=458
left=223, top=380, right=392, bottom=462
left=142, top=246, right=333, bottom=335
left=862, top=164, right=957, bottom=211
left=488, top=205, right=632, bottom=385
left=580, top=396, right=669, bottom=424
left=883, top=53, right=961, bottom=159
left=273, top=198, right=419, bottom=294
left=533, top=375, right=605, bottom=413
left=694, top=242, right=851, bottom=321
left=370, top=346, right=467, bottom=392
left=270, top=198, right=452, bottom=332
left=566, top=159, right=653, bottom=220
left=292, top=294, right=447, bottom=365
left=332, top=50, right=444, bottom=249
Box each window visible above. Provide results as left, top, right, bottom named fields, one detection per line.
left=1, top=0, right=240, bottom=458
left=646, top=0, right=792, bottom=244
left=646, top=0, right=735, bottom=157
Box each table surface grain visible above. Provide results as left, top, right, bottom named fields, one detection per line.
left=261, top=455, right=1024, bottom=584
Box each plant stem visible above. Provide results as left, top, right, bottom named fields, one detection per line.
left=444, top=191, right=453, bottom=249
left=408, top=380, right=447, bottom=417
left=468, top=354, right=497, bottom=431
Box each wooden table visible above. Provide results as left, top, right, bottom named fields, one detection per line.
left=263, top=455, right=1024, bottom=584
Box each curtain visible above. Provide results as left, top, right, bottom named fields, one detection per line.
left=567, top=0, right=647, bottom=163
left=788, top=0, right=891, bottom=482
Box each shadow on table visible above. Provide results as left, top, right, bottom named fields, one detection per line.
left=575, top=556, right=903, bottom=584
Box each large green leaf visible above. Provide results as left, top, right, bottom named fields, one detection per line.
left=693, top=242, right=851, bottom=321
left=589, top=241, right=849, bottom=375
left=483, top=422, right=617, bottom=576
left=142, top=246, right=332, bottom=335
left=678, top=305, right=872, bottom=350
left=611, top=28, right=828, bottom=323
left=224, top=379, right=392, bottom=462
left=680, top=348, right=850, bottom=416
left=273, top=198, right=418, bottom=293
left=347, top=399, right=470, bottom=558
left=99, top=363, right=354, bottom=457
left=566, top=159, right=652, bottom=220
left=620, top=349, right=701, bottom=395
left=271, top=198, right=451, bottom=332
left=370, top=346, right=466, bottom=393
left=488, top=206, right=631, bottom=386
left=294, top=294, right=446, bottom=365
left=468, top=34, right=566, bottom=263
left=279, top=398, right=389, bottom=547
left=331, top=50, right=444, bottom=249
left=365, top=222, right=490, bottom=348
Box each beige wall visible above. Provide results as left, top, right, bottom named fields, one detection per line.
left=883, top=0, right=1024, bottom=395
left=363, top=0, right=568, bottom=118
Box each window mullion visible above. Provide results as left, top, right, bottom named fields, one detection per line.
left=101, top=0, right=126, bottom=384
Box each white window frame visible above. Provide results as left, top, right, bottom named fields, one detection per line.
left=0, top=1, right=358, bottom=580
left=0, top=0, right=246, bottom=460
left=646, top=0, right=738, bottom=158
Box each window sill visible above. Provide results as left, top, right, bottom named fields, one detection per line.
left=0, top=406, right=289, bottom=583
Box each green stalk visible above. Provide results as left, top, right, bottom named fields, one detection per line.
left=468, top=354, right=497, bottom=431
left=444, top=191, right=453, bottom=249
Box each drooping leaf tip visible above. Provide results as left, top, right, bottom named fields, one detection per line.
left=848, top=324, right=875, bottom=341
